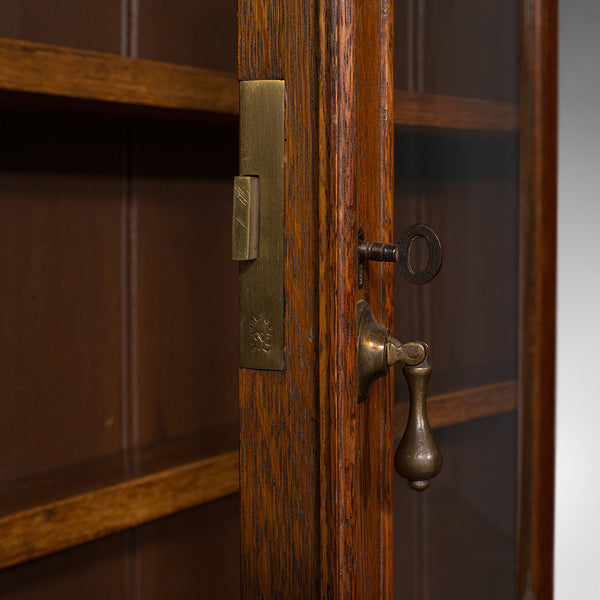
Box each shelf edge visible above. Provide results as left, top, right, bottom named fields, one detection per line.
left=0, top=450, right=239, bottom=570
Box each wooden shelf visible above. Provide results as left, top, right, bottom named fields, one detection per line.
left=394, top=90, right=518, bottom=131
left=0, top=39, right=516, bottom=132
left=0, top=428, right=238, bottom=570
left=0, top=38, right=238, bottom=116
left=394, top=380, right=518, bottom=439
left=0, top=381, right=515, bottom=569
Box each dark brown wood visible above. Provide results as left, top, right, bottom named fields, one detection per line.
left=238, top=0, right=393, bottom=595
left=0, top=1, right=121, bottom=54
left=0, top=534, right=130, bottom=600
left=134, top=495, right=240, bottom=599
left=0, top=375, right=514, bottom=573
left=130, top=123, right=239, bottom=450
left=137, top=0, right=237, bottom=72
left=0, top=450, right=238, bottom=570
left=518, top=0, right=557, bottom=598
left=0, top=3, right=242, bottom=598
left=0, top=38, right=239, bottom=114
left=0, top=115, right=124, bottom=483
left=238, top=1, right=320, bottom=597
left=394, top=380, right=518, bottom=438
left=394, top=90, right=518, bottom=130
left=391, top=2, right=529, bottom=597
left=394, top=129, right=520, bottom=403
left=317, top=0, right=362, bottom=594
left=0, top=39, right=521, bottom=133
left=394, top=411, right=519, bottom=600
left=355, top=0, right=394, bottom=596
left=421, top=0, right=519, bottom=102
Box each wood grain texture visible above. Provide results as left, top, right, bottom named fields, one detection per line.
left=354, top=0, right=394, bottom=597
left=394, top=90, right=518, bottom=131
left=0, top=451, right=238, bottom=570
left=0, top=38, right=522, bottom=133
left=238, top=0, right=320, bottom=597
left=317, top=0, right=360, bottom=595
left=0, top=374, right=515, bottom=574
left=518, top=0, right=557, bottom=597
left=394, top=380, right=518, bottom=438
left=0, top=38, right=238, bottom=114
left=238, top=0, right=395, bottom=594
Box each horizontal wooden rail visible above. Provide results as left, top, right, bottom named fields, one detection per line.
left=0, top=38, right=239, bottom=115
left=0, top=450, right=238, bottom=570
left=394, top=379, right=518, bottom=439
left=394, top=89, right=518, bottom=131
left=0, top=39, right=517, bottom=132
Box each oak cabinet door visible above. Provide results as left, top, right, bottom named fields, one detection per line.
left=238, top=0, right=555, bottom=598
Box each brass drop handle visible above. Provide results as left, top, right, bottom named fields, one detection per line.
left=394, top=351, right=442, bottom=490
left=357, top=300, right=442, bottom=490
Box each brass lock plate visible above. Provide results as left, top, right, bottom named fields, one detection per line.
left=234, top=80, right=285, bottom=370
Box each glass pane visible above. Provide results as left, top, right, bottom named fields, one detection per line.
left=393, top=1, right=520, bottom=597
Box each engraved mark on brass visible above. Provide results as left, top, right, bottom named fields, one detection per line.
left=248, top=315, right=273, bottom=353
left=232, top=175, right=259, bottom=261
left=236, top=80, right=285, bottom=370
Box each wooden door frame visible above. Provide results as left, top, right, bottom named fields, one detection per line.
left=238, top=0, right=393, bottom=596
left=518, top=0, right=557, bottom=598
left=238, top=0, right=557, bottom=597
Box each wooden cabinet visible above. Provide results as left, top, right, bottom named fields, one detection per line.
left=0, top=0, right=555, bottom=597
left=238, top=0, right=555, bottom=598
left=0, top=3, right=241, bottom=598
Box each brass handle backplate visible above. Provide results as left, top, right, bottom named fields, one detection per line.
left=357, top=300, right=442, bottom=490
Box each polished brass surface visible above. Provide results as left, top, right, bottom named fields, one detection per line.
left=237, top=80, right=285, bottom=370
left=357, top=301, right=426, bottom=402
left=357, top=300, right=442, bottom=489
left=394, top=356, right=443, bottom=490
left=232, top=175, right=259, bottom=261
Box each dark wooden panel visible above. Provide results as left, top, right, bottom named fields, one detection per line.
left=135, top=495, right=240, bottom=599
left=393, top=0, right=414, bottom=91
left=394, top=128, right=520, bottom=401
left=131, top=124, right=238, bottom=448
left=137, top=0, right=237, bottom=71
left=0, top=114, right=124, bottom=482
left=394, top=412, right=518, bottom=599
left=0, top=533, right=128, bottom=600
left=423, top=0, right=519, bottom=102
left=0, top=2, right=121, bottom=53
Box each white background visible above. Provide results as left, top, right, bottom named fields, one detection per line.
left=555, top=0, right=600, bottom=597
